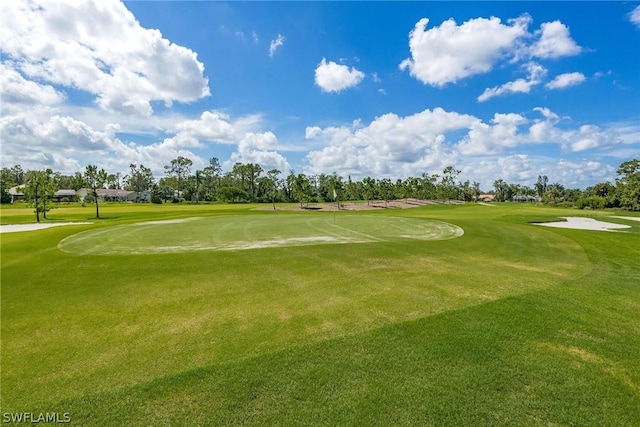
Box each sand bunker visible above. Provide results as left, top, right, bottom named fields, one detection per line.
left=134, top=218, right=199, bottom=225
left=535, top=217, right=631, bottom=232
left=0, top=222, right=92, bottom=233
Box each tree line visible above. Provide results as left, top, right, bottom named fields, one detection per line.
left=1, top=158, right=639, bottom=222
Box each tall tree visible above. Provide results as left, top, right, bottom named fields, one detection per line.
left=23, top=169, right=55, bottom=222
left=535, top=175, right=549, bottom=198
left=9, top=165, right=25, bottom=185
left=292, top=173, right=313, bottom=208
left=616, top=159, right=640, bottom=211
left=0, top=168, right=13, bottom=204
left=84, top=165, right=108, bottom=218
left=266, top=169, right=281, bottom=210
left=362, top=176, right=377, bottom=206
left=164, top=156, right=192, bottom=202
left=493, top=179, right=511, bottom=202
left=439, top=166, right=460, bottom=201
left=107, top=172, right=122, bottom=189
left=202, top=157, right=222, bottom=201
left=246, top=163, right=263, bottom=202
left=378, top=178, right=394, bottom=207
left=545, top=183, right=565, bottom=204
left=126, top=163, right=154, bottom=199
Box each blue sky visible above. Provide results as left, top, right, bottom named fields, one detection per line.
left=1, top=1, right=639, bottom=190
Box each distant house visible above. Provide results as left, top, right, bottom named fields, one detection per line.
left=54, top=189, right=77, bottom=202
left=513, top=195, right=542, bottom=203
left=8, top=186, right=25, bottom=203
left=476, top=194, right=495, bottom=202
left=76, top=188, right=147, bottom=202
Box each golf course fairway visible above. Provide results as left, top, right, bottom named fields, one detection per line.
left=1, top=202, right=639, bottom=426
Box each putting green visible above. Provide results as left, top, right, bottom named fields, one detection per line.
left=57, top=214, right=464, bottom=255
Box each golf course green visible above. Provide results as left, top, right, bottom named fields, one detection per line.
left=57, top=214, right=464, bottom=255
left=1, top=202, right=639, bottom=426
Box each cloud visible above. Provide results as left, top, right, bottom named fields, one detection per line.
left=630, top=6, right=640, bottom=27
left=530, top=21, right=581, bottom=59
left=566, top=125, right=617, bottom=152
left=303, top=105, right=633, bottom=186
left=0, top=62, right=65, bottom=112
left=400, top=15, right=583, bottom=88
left=269, top=34, right=285, bottom=57
left=314, top=58, right=365, bottom=93
left=172, top=111, right=237, bottom=145
left=0, top=0, right=210, bottom=116
left=478, top=62, right=547, bottom=102
left=0, top=104, right=271, bottom=178
left=225, top=132, right=291, bottom=172
left=399, top=16, right=530, bottom=86
left=457, top=113, right=528, bottom=155
left=545, top=72, right=586, bottom=90
left=460, top=155, right=616, bottom=190
left=304, top=107, right=477, bottom=177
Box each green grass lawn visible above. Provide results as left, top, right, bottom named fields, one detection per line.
left=1, top=202, right=639, bottom=425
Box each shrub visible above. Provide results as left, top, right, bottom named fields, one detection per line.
left=576, top=196, right=605, bottom=210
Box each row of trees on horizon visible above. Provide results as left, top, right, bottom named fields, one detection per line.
left=1, top=157, right=639, bottom=221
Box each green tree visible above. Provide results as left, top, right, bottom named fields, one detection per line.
left=362, top=176, right=377, bottom=206
left=292, top=174, right=313, bottom=208
left=378, top=178, right=394, bottom=207
left=616, top=159, right=640, bottom=211
left=84, top=165, right=108, bottom=218
left=23, top=169, right=55, bottom=222
left=266, top=169, right=281, bottom=210
left=438, top=166, right=460, bottom=201
left=217, top=186, right=249, bottom=203
left=202, top=157, right=222, bottom=201
left=544, top=183, right=565, bottom=204
left=493, top=179, right=511, bottom=202
left=126, top=164, right=154, bottom=197
left=535, top=175, right=548, bottom=198
left=9, top=165, right=25, bottom=185
left=164, top=156, right=193, bottom=202
left=0, top=168, right=13, bottom=204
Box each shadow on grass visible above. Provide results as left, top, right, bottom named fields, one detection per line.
left=45, top=286, right=640, bottom=427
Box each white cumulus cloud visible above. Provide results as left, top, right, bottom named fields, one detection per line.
left=478, top=62, right=547, bottom=102
left=304, top=108, right=477, bottom=177
left=399, top=16, right=530, bottom=86
left=226, top=132, right=291, bottom=172
left=314, top=58, right=365, bottom=93
left=0, top=0, right=210, bottom=116
left=530, top=21, right=581, bottom=59
left=545, top=72, right=586, bottom=90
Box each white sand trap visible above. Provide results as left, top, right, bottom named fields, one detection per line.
left=477, top=202, right=496, bottom=207
left=0, top=222, right=92, bottom=233
left=535, top=217, right=631, bottom=232
left=610, top=216, right=640, bottom=222
left=134, top=218, right=199, bottom=225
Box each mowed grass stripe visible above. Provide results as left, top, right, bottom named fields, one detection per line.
left=57, top=214, right=464, bottom=255
left=2, top=203, right=638, bottom=425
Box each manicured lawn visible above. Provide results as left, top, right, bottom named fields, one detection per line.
left=1, top=202, right=639, bottom=425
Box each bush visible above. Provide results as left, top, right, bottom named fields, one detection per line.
left=576, top=196, right=605, bottom=210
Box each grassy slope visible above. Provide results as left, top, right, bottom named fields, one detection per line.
left=1, top=203, right=639, bottom=425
